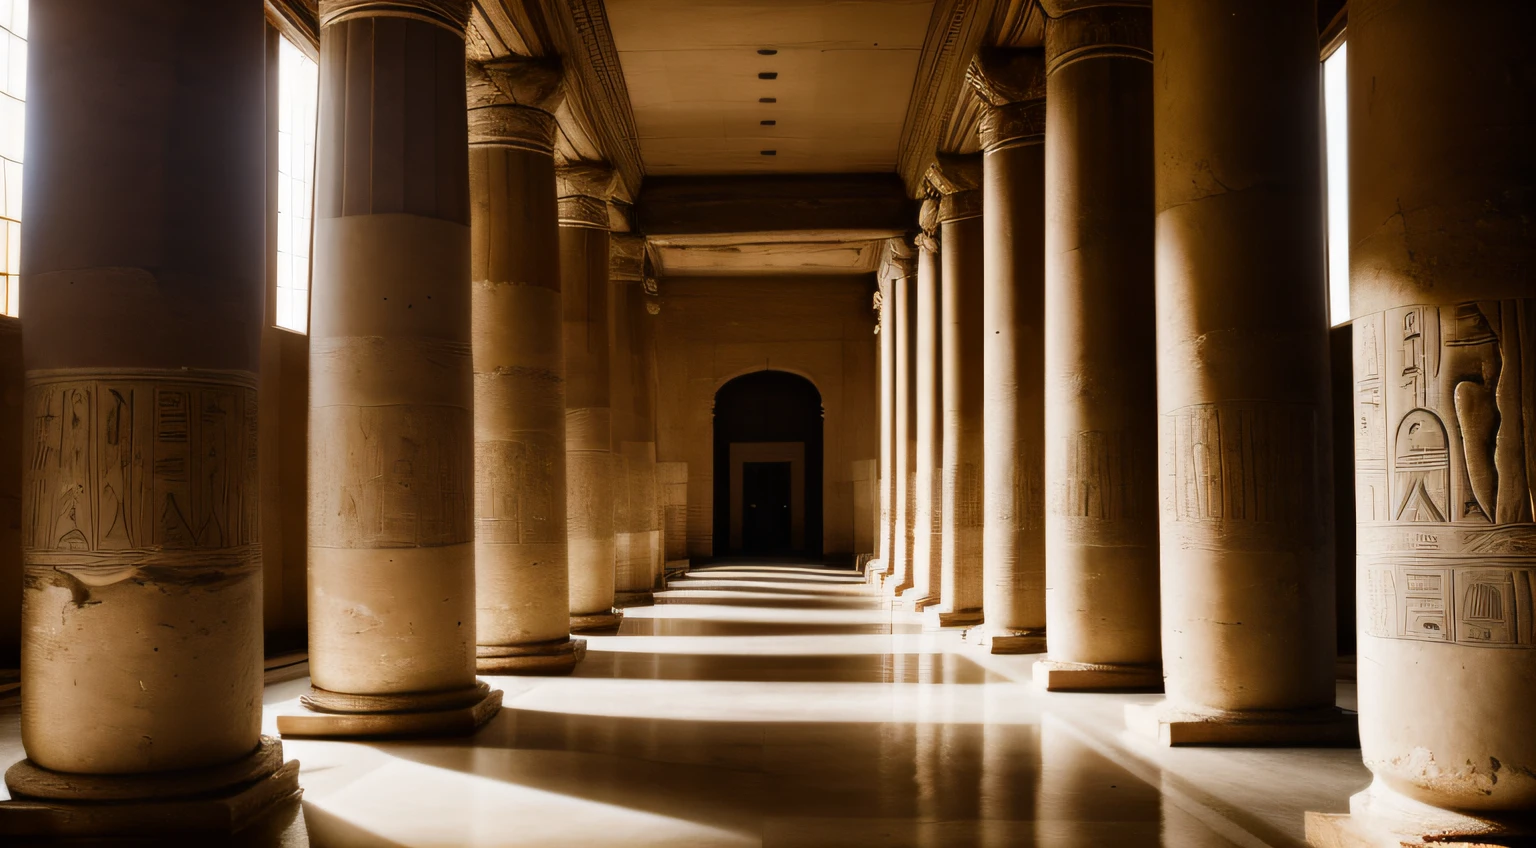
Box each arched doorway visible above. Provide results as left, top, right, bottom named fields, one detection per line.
left=713, top=371, right=824, bottom=558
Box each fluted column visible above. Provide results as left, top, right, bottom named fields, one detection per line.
left=891, top=249, right=919, bottom=597
left=927, top=155, right=986, bottom=629
left=561, top=164, right=623, bottom=633
left=284, top=0, right=501, bottom=738
left=611, top=233, right=659, bottom=607
left=466, top=60, right=584, bottom=674
left=1033, top=0, right=1161, bottom=692
left=1307, top=2, right=1536, bottom=844
left=0, top=2, right=299, bottom=831
left=908, top=200, right=944, bottom=610
left=965, top=50, right=1049, bottom=654
left=1125, top=0, right=1352, bottom=746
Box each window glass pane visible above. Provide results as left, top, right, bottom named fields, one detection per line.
left=1324, top=42, right=1349, bottom=326
left=275, top=36, right=317, bottom=334
left=0, top=0, right=23, bottom=318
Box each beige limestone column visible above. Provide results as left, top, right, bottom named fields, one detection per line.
left=0, top=1, right=298, bottom=833
left=466, top=60, right=584, bottom=675
left=874, top=270, right=897, bottom=584
left=562, top=165, right=623, bottom=632
left=965, top=50, right=1049, bottom=654
left=638, top=282, right=664, bottom=589
left=283, top=0, right=501, bottom=739
left=891, top=252, right=919, bottom=596
left=1033, top=0, right=1162, bottom=692
left=908, top=201, right=944, bottom=609
left=926, top=156, right=986, bottom=630
left=1307, top=2, right=1536, bottom=844
left=1125, top=0, right=1352, bottom=746
left=611, top=233, right=659, bottom=607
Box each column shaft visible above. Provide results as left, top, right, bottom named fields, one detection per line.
left=875, top=274, right=897, bottom=581
left=969, top=50, right=1048, bottom=653
left=1036, top=0, right=1162, bottom=691
left=1308, top=1, right=1536, bottom=842
left=3, top=0, right=297, bottom=828
left=561, top=167, right=621, bottom=632
left=909, top=223, right=943, bottom=608
left=932, top=175, right=986, bottom=628
left=468, top=67, right=584, bottom=674
left=1128, top=0, right=1351, bottom=746
left=611, top=234, right=658, bottom=607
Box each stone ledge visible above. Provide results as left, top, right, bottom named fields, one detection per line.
left=1126, top=701, right=1359, bottom=747
left=964, top=625, right=1047, bottom=655
left=1033, top=659, right=1163, bottom=692
left=921, top=607, right=983, bottom=630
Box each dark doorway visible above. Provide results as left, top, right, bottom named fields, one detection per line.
left=713, top=370, right=824, bottom=558
left=743, top=462, right=793, bottom=553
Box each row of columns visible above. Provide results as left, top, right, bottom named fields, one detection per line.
left=1, top=0, right=665, bottom=834
left=871, top=0, right=1533, bottom=843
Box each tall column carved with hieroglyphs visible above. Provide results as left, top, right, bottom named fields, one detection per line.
left=467, top=58, right=586, bottom=674
left=1307, top=1, right=1536, bottom=844
left=0, top=1, right=300, bottom=832
left=561, top=164, right=623, bottom=633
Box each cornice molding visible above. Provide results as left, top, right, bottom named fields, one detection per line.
left=896, top=0, right=1000, bottom=199
left=266, top=0, right=319, bottom=54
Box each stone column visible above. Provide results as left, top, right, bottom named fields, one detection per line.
left=908, top=200, right=944, bottom=610
left=1033, top=0, right=1162, bottom=692
left=1125, top=0, right=1352, bottom=746
left=466, top=60, right=584, bottom=674
left=926, top=155, right=986, bottom=630
left=638, top=282, right=664, bottom=590
left=611, top=233, right=659, bottom=607
left=561, top=164, right=623, bottom=632
left=1307, top=2, right=1536, bottom=844
left=965, top=50, right=1049, bottom=654
left=874, top=270, right=897, bottom=584
left=284, top=0, right=501, bottom=738
left=891, top=250, right=919, bottom=596
left=0, top=1, right=298, bottom=833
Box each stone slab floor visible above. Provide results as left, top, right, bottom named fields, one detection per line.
left=0, top=564, right=1369, bottom=847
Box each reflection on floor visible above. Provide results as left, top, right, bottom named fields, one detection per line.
left=0, top=563, right=1370, bottom=847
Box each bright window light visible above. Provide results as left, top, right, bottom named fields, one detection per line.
left=276, top=36, right=317, bottom=333
left=0, top=0, right=27, bottom=317
left=1324, top=42, right=1348, bottom=326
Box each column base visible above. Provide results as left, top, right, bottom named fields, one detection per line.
left=910, top=594, right=942, bottom=612
left=1033, top=659, right=1163, bottom=692
left=0, top=737, right=300, bottom=837
left=614, top=590, right=655, bottom=608
left=1306, top=783, right=1536, bottom=847
left=922, top=607, right=983, bottom=630
left=571, top=609, right=624, bottom=633
left=1124, top=700, right=1358, bottom=747
left=276, top=681, right=502, bottom=739
left=477, top=637, right=587, bottom=675
left=964, top=625, right=1047, bottom=655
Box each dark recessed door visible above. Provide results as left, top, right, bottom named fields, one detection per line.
left=743, top=461, right=793, bottom=554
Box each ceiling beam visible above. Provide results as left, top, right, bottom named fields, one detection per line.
left=637, top=174, right=917, bottom=238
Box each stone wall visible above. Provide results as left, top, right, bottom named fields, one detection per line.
left=655, top=276, right=878, bottom=563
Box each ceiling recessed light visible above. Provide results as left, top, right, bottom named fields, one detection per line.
left=758, top=72, right=778, bottom=80
left=760, top=150, right=777, bottom=156
left=760, top=120, right=777, bottom=126
left=759, top=97, right=776, bottom=103
left=757, top=48, right=778, bottom=55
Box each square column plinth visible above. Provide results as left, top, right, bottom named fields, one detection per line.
left=1125, top=701, right=1358, bottom=747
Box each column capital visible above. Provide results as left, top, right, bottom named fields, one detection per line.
left=926, top=154, right=983, bottom=224
left=967, top=49, right=1047, bottom=152
left=916, top=198, right=940, bottom=253
left=878, top=238, right=918, bottom=287
left=610, top=233, right=647, bottom=283
left=320, top=0, right=470, bottom=34
left=557, top=163, right=618, bottom=229
left=1042, top=1, right=1151, bottom=74
left=466, top=59, right=564, bottom=153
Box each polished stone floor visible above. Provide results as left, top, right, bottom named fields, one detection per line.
left=0, top=563, right=1369, bottom=847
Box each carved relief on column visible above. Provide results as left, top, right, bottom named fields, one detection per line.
left=925, top=154, right=985, bottom=629
left=964, top=49, right=1050, bottom=653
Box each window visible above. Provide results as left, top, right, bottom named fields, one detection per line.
left=1323, top=42, right=1348, bottom=326
left=276, top=35, right=318, bottom=333
left=0, top=0, right=26, bottom=317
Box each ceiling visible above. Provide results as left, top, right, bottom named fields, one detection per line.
left=604, top=0, right=935, bottom=176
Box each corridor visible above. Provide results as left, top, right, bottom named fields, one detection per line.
left=4, top=564, right=1367, bottom=847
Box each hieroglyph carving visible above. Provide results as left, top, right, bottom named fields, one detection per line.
left=1356, top=300, right=1536, bottom=648
left=1051, top=430, right=1150, bottom=521
left=24, top=370, right=259, bottom=573
left=1162, top=402, right=1318, bottom=529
